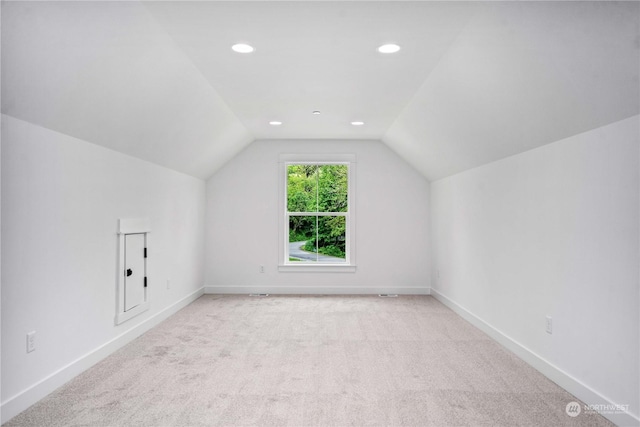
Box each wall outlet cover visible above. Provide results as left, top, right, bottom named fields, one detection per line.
left=27, top=331, right=36, bottom=353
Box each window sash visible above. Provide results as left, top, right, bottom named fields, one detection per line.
left=288, top=212, right=348, bottom=216
left=279, top=155, right=356, bottom=272
left=284, top=162, right=351, bottom=266
left=285, top=214, right=350, bottom=266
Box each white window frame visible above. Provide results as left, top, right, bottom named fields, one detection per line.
left=278, top=153, right=356, bottom=272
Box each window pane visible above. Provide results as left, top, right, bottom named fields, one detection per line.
left=318, top=165, right=348, bottom=213
left=287, top=165, right=317, bottom=213
left=317, top=216, right=346, bottom=262
left=288, top=216, right=317, bottom=262
left=288, top=216, right=346, bottom=263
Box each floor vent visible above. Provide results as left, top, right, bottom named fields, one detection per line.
left=249, top=293, right=269, bottom=297
left=378, top=294, right=398, bottom=298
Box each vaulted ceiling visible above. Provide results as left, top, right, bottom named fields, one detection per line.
left=2, top=1, right=638, bottom=180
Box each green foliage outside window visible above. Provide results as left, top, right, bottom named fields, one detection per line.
left=287, top=164, right=347, bottom=259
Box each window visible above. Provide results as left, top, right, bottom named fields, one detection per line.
left=279, top=154, right=356, bottom=272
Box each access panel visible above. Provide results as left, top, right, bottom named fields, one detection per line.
left=124, top=233, right=146, bottom=311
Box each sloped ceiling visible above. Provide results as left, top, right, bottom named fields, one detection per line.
left=2, top=1, right=638, bottom=180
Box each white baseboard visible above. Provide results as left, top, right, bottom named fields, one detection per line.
left=430, top=288, right=639, bottom=427
left=0, top=287, right=205, bottom=424
left=204, top=285, right=431, bottom=295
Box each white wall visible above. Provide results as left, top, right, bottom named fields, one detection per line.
left=205, top=139, right=430, bottom=295
left=1, top=115, right=206, bottom=422
left=430, top=116, right=639, bottom=425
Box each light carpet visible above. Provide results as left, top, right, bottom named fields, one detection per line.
left=4, top=295, right=613, bottom=426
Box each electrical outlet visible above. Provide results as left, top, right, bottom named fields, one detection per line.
left=259, top=265, right=265, bottom=273
left=27, top=331, right=36, bottom=353
left=166, top=279, right=171, bottom=290
left=545, top=316, right=553, bottom=334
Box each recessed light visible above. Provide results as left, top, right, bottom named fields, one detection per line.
left=378, top=43, right=401, bottom=54
left=351, top=121, right=365, bottom=126
left=269, top=121, right=282, bottom=126
left=312, top=111, right=321, bottom=115
left=232, top=43, right=254, bottom=53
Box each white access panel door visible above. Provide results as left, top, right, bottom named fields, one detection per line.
left=124, top=233, right=146, bottom=311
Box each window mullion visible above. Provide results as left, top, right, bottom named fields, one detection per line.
left=289, top=212, right=346, bottom=215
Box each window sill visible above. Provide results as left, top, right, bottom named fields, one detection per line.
left=278, top=264, right=357, bottom=273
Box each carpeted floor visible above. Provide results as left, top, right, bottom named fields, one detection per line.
left=4, top=295, right=613, bottom=426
